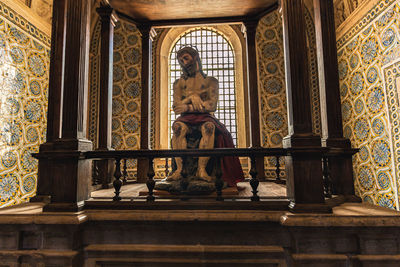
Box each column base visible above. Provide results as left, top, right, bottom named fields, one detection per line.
left=43, top=201, right=85, bottom=212
left=29, top=195, right=51, bottom=204
left=322, top=137, right=351, bottom=148
left=283, top=134, right=321, bottom=148
left=35, top=139, right=93, bottom=211
left=325, top=195, right=362, bottom=207
left=289, top=201, right=332, bottom=213
left=54, top=138, right=93, bottom=151
left=283, top=134, right=325, bottom=206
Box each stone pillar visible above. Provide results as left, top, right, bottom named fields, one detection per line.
left=136, top=24, right=155, bottom=182
left=31, top=0, right=67, bottom=203
left=281, top=0, right=327, bottom=211
left=244, top=20, right=265, bottom=180
left=40, top=0, right=92, bottom=211
left=313, top=0, right=357, bottom=198
left=96, top=4, right=118, bottom=188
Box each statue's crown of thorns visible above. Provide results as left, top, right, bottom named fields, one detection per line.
left=177, top=45, right=200, bottom=56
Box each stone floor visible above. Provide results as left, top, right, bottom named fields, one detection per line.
left=90, top=181, right=288, bottom=200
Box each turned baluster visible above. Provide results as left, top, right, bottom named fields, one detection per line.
left=180, top=156, right=189, bottom=192
left=215, top=156, right=224, bottom=201
left=92, top=160, right=100, bottom=185
left=113, top=158, right=122, bottom=201
left=249, top=156, right=260, bottom=201
left=146, top=157, right=156, bottom=201
left=322, top=156, right=332, bottom=198
left=275, top=156, right=281, bottom=182
left=122, top=158, right=128, bottom=184
left=164, top=157, right=169, bottom=178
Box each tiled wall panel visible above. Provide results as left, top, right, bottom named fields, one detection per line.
left=89, top=18, right=142, bottom=179
left=0, top=1, right=50, bottom=207
left=337, top=0, right=400, bottom=209
left=257, top=9, right=321, bottom=179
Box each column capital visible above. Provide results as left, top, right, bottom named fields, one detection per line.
left=137, top=23, right=152, bottom=36
left=96, top=5, right=118, bottom=26
left=243, top=19, right=259, bottom=34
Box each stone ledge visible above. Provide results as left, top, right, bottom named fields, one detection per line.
left=85, top=244, right=285, bottom=253
left=0, top=202, right=398, bottom=226
left=85, top=209, right=284, bottom=222
left=85, top=244, right=285, bottom=266
left=280, top=214, right=400, bottom=227
left=0, top=250, right=78, bottom=257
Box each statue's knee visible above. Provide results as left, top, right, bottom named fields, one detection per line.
left=172, top=122, right=188, bottom=137
left=202, top=122, right=215, bottom=136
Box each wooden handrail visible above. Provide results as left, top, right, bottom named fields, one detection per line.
left=84, top=148, right=288, bottom=160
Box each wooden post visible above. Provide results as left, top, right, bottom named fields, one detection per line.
left=244, top=20, right=265, bottom=181
left=97, top=4, right=117, bottom=150
left=97, top=4, right=118, bottom=189
left=281, top=0, right=327, bottom=212
left=313, top=0, right=357, bottom=198
left=41, top=0, right=93, bottom=211
left=136, top=24, right=156, bottom=182
left=31, top=0, right=67, bottom=203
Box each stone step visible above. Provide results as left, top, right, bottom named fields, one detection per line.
left=84, top=244, right=286, bottom=267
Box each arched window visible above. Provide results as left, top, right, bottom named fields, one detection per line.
left=168, top=28, right=238, bottom=146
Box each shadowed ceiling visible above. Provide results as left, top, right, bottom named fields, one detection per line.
left=109, top=0, right=278, bottom=21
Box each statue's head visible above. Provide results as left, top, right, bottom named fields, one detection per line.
left=177, top=46, right=206, bottom=79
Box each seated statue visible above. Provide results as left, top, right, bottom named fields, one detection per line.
left=156, top=46, right=244, bottom=194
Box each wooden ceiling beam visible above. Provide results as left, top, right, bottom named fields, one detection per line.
left=116, top=2, right=278, bottom=27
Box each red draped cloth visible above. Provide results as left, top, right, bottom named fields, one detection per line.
left=174, top=113, right=245, bottom=187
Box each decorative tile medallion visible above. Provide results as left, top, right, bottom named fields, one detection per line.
left=257, top=8, right=321, bottom=179
left=89, top=18, right=141, bottom=179
left=0, top=1, right=50, bottom=207
left=338, top=1, right=400, bottom=209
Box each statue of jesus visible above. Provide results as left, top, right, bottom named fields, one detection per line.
left=166, top=46, right=244, bottom=188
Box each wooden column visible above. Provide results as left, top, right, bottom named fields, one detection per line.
left=97, top=5, right=117, bottom=150
left=136, top=24, right=155, bottom=182
left=31, top=0, right=67, bottom=203
left=41, top=0, right=92, bottom=211
left=281, top=0, right=327, bottom=211
left=58, top=0, right=91, bottom=144
left=244, top=20, right=265, bottom=180
left=96, top=4, right=118, bottom=188
left=45, top=0, right=66, bottom=144
left=313, top=0, right=356, bottom=198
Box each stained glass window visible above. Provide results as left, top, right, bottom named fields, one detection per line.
left=168, top=28, right=237, bottom=146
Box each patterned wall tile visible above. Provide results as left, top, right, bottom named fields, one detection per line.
left=0, top=1, right=49, bottom=207
left=337, top=0, right=397, bottom=49
left=89, top=18, right=142, bottom=179
left=383, top=61, right=400, bottom=209
left=257, top=9, right=321, bottom=179
left=337, top=1, right=400, bottom=209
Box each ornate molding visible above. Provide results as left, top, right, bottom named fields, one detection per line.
left=336, top=0, right=395, bottom=45
left=1, top=0, right=51, bottom=36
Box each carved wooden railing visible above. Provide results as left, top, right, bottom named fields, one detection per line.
left=84, top=147, right=358, bottom=202
left=85, top=148, right=289, bottom=202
